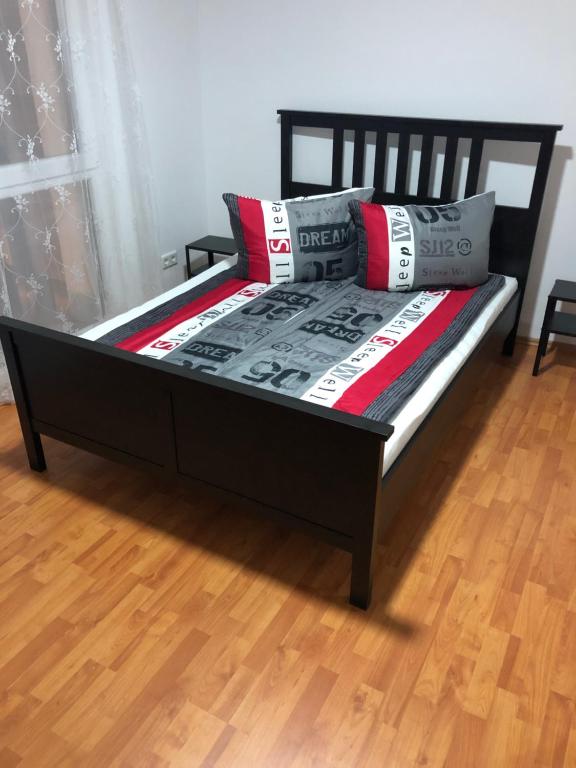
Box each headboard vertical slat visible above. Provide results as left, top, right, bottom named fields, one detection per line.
left=373, top=131, right=388, bottom=192
left=280, top=112, right=293, bottom=199
left=417, top=134, right=434, bottom=198
left=464, top=138, right=484, bottom=198
left=331, top=127, right=344, bottom=189
left=440, top=136, right=459, bottom=199
left=352, top=130, right=366, bottom=187
left=394, top=133, right=411, bottom=195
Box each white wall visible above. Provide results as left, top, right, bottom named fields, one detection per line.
left=194, top=0, right=576, bottom=338
left=124, top=0, right=207, bottom=289
left=126, top=0, right=575, bottom=337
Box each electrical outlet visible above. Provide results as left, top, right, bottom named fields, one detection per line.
left=161, top=250, right=177, bottom=270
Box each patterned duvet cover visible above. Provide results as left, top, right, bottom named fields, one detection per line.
left=97, top=268, right=506, bottom=424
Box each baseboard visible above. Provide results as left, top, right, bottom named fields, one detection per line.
left=517, top=335, right=576, bottom=351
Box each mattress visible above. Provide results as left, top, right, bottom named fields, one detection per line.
left=82, top=259, right=517, bottom=476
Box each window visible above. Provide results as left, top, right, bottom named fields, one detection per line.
left=0, top=0, right=103, bottom=333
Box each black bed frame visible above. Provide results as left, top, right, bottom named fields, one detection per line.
left=0, top=110, right=562, bottom=609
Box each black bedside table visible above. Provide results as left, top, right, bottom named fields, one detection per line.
left=533, top=279, right=576, bottom=376
left=184, top=236, right=236, bottom=279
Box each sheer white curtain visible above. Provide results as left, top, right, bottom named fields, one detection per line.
left=0, top=0, right=161, bottom=403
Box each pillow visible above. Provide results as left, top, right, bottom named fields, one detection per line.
left=349, top=191, right=495, bottom=291
left=223, top=187, right=374, bottom=284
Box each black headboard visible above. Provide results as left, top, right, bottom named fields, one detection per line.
left=278, top=109, right=562, bottom=333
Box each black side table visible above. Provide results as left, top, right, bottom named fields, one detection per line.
left=533, top=279, right=576, bottom=376
left=185, top=236, right=237, bottom=279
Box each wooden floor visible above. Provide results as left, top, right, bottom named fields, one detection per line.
left=0, top=342, right=575, bottom=767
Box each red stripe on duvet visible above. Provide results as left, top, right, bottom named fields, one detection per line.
left=237, top=197, right=270, bottom=283
left=364, top=204, right=390, bottom=290
left=116, top=278, right=252, bottom=352
left=334, top=287, right=478, bottom=415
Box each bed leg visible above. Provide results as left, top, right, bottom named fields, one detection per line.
left=24, top=431, right=46, bottom=473
left=348, top=444, right=382, bottom=610
left=1, top=328, right=47, bottom=472
left=350, top=541, right=376, bottom=610
left=502, top=327, right=517, bottom=357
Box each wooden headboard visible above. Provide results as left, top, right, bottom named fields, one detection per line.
left=278, top=109, right=562, bottom=335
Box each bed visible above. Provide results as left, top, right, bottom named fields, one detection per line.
left=0, top=110, right=562, bottom=609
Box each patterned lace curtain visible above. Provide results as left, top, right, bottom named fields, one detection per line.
left=0, top=0, right=162, bottom=403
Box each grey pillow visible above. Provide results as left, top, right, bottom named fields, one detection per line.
left=350, top=191, right=495, bottom=291
left=223, top=187, right=374, bottom=283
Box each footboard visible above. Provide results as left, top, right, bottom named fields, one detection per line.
left=0, top=317, right=393, bottom=608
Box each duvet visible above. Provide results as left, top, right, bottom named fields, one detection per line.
left=97, top=268, right=505, bottom=423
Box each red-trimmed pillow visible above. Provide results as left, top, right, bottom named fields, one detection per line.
left=223, top=187, right=374, bottom=283
left=349, top=192, right=495, bottom=291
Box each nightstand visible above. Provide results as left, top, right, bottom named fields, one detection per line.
left=533, top=279, right=576, bottom=376
left=185, top=236, right=237, bottom=279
